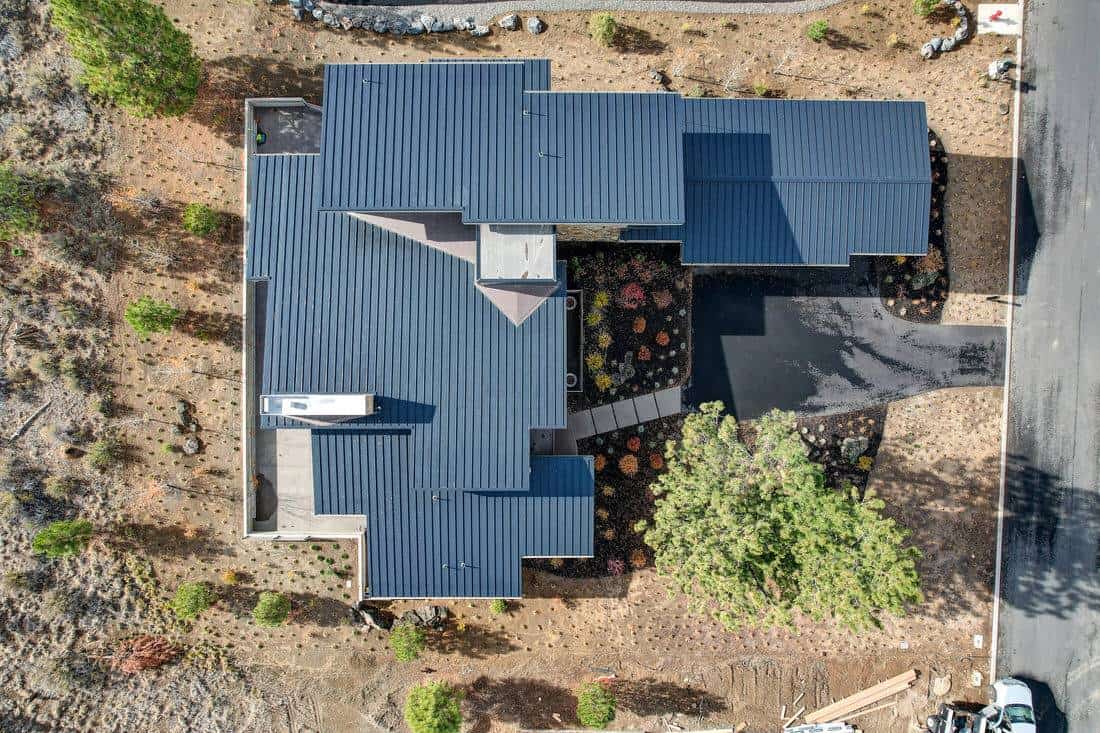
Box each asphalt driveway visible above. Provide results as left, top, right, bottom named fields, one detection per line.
left=688, top=258, right=1006, bottom=419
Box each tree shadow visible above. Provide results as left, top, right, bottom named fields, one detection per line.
left=217, top=585, right=350, bottom=627
left=464, top=676, right=578, bottom=731
left=613, top=25, right=667, bottom=54
left=614, top=678, right=727, bottom=717
left=178, top=309, right=242, bottom=350
left=428, top=620, right=521, bottom=659
left=520, top=566, right=632, bottom=600
left=109, top=521, right=233, bottom=560
left=113, top=199, right=241, bottom=282
left=825, top=29, right=871, bottom=51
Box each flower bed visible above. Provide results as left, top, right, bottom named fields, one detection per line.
left=562, top=243, right=691, bottom=408
left=526, top=416, right=683, bottom=579
left=877, top=131, right=949, bottom=323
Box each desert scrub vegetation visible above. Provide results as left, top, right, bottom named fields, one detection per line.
left=86, top=435, right=123, bottom=471
left=638, top=402, right=922, bottom=632
left=913, top=0, right=939, bottom=16
left=588, top=13, right=617, bottom=46
left=110, top=635, right=181, bottom=673
left=389, top=623, right=426, bottom=662
left=576, top=682, right=617, bottom=729
left=49, top=0, right=202, bottom=117
left=0, top=163, right=40, bottom=241
left=181, top=202, right=221, bottom=237
left=806, top=19, right=829, bottom=41
left=489, top=598, right=507, bottom=615
left=252, top=591, right=290, bottom=627
left=404, top=682, right=462, bottom=733
left=31, top=519, right=94, bottom=558
left=124, top=295, right=180, bottom=337
left=169, top=581, right=215, bottom=621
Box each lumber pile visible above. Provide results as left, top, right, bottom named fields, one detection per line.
left=803, top=670, right=917, bottom=725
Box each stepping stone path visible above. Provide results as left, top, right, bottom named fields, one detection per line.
left=568, top=386, right=682, bottom=439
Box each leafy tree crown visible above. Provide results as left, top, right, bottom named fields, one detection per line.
left=404, top=682, right=463, bottom=733
left=32, top=519, right=94, bottom=558
left=124, top=295, right=179, bottom=337
left=49, top=0, right=201, bottom=117
left=640, top=402, right=922, bottom=632
left=170, top=581, right=214, bottom=620
left=576, top=682, right=616, bottom=729
left=252, top=591, right=290, bottom=627
left=390, top=623, right=426, bottom=662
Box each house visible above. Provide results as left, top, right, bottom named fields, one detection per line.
left=241, top=59, right=930, bottom=600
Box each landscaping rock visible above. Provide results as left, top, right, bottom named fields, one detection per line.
left=311, top=7, right=323, bottom=20
left=526, top=16, right=545, bottom=34
left=355, top=602, right=393, bottom=631
left=415, top=604, right=450, bottom=629
left=420, top=14, right=436, bottom=31
left=911, top=270, right=939, bottom=291
left=406, top=21, right=424, bottom=35
left=841, top=436, right=870, bottom=464
left=373, top=19, right=389, bottom=33
left=470, top=24, right=490, bottom=37
left=182, top=435, right=202, bottom=456
left=498, top=13, right=519, bottom=30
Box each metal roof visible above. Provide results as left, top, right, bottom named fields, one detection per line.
left=311, top=432, right=593, bottom=597
left=317, top=61, right=685, bottom=225
left=622, top=99, right=931, bottom=264
left=247, top=154, right=567, bottom=492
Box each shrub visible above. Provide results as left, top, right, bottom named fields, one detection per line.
left=87, top=436, right=123, bottom=471
left=390, top=623, right=426, bottom=662
left=32, top=520, right=94, bottom=558
left=110, top=635, right=180, bottom=673
left=576, top=682, right=616, bottom=729
left=913, top=0, right=938, bottom=16
left=0, top=164, right=40, bottom=241
left=684, top=84, right=705, bottom=98
left=618, top=454, right=639, bottom=477
left=591, top=290, right=611, bottom=309
left=916, top=247, right=945, bottom=273
left=221, top=569, right=239, bottom=585
left=404, top=682, right=462, bottom=733
left=124, top=295, right=180, bottom=337
left=585, top=309, right=604, bottom=327
left=594, top=373, right=613, bottom=392
left=181, top=203, right=220, bottom=237
left=806, top=20, right=829, bottom=42
left=49, top=0, right=201, bottom=117
left=588, top=13, right=617, bottom=46
left=632, top=317, right=646, bottom=334
left=752, top=80, right=770, bottom=97
left=489, top=598, right=508, bottom=615
left=169, top=581, right=214, bottom=620
left=585, top=352, right=604, bottom=372
left=655, top=331, right=670, bottom=347
left=593, top=455, right=607, bottom=472
left=252, top=591, right=291, bottom=627
left=596, top=332, right=612, bottom=349
left=626, top=436, right=641, bottom=452
left=43, top=476, right=78, bottom=501
left=619, top=282, right=645, bottom=309
left=637, top=345, right=652, bottom=361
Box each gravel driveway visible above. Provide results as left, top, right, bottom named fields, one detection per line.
left=688, top=258, right=1006, bottom=420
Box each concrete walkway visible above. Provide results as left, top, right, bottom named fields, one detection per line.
left=320, top=0, right=843, bottom=25
left=568, top=386, right=682, bottom=439
left=690, top=260, right=1006, bottom=420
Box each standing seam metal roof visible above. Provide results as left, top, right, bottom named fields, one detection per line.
left=248, top=154, right=566, bottom=492
left=622, top=98, right=931, bottom=264
left=317, top=61, right=685, bottom=225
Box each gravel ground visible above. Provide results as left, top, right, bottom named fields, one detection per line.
left=319, top=0, right=845, bottom=23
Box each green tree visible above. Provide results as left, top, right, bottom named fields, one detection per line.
left=252, top=591, right=290, bottom=627
left=389, top=623, right=426, bottom=662
left=32, top=520, right=94, bottom=558
left=49, top=0, right=202, bottom=117
left=576, top=682, right=616, bottom=729
left=181, top=203, right=220, bottom=237
left=806, top=19, right=829, bottom=41
left=639, top=403, right=922, bottom=632
left=588, top=13, right=617, bottom=46
left=124, top=295, right=179, bottom=337
left=0, top=164, right=40, bottom=242
left=404, top=682, right=462, bottom=733
left=913, top=0, right=939, bottom=16
left=169, top=581, right=214, bottom=620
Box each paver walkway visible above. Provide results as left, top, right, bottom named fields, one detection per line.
left=690, top=259, right=1006, bottom=420
left=568, top=386, right=682, bottom=439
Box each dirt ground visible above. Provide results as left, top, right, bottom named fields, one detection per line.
left=0, top=0, right=1011, bottom=730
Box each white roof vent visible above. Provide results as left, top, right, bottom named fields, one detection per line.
left=261, top=393, right=376, bottom=424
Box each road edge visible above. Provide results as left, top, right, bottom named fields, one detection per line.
left=989, top=5, right=1027, bottom=684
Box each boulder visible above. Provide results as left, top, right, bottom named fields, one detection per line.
left=340, top=15, right=355, bottom=30
left=292, top=7, right=305, bottom=21
left=416, top=604, right=450, bottom=629
left=373, top=19, right=389, bottom=33
left=470, top=25, right=490, bottom=37
left=311, top=7, right=323, bottom=20
left=399, top=609, right=422, bottom=627
left=356, top=602, right=393, bottom=630
left=420, top=14, right=437, bottom=31
left=407, top=21, right=425, bottom=35
left=182, top=435, right=202, bottom=456
left=498, top=13, right=520, bottom=30
left=526, top=16, right=545, bottom=34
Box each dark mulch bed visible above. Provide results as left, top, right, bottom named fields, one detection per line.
left=525, top=415, right=684, bottom=579
left=561, top=243, right=691, bottom=410
left=877, top=130, right=950, bottom=324
left=793, top=405, right=887, bottom=493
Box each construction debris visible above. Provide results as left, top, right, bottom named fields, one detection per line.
left=785, top=724, right=858, bottom=733
left=804, top=669, right=917, bottom=724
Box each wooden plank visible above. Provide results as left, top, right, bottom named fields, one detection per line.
left=804, top=671, right=916, bottom=724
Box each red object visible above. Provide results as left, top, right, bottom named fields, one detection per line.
left=991, top=9, right=1003, bottom=20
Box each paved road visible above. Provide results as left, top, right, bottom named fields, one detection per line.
left=996, top=2, right=1100, bottom=731
left=688, top=260, right=1005, bottom=420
